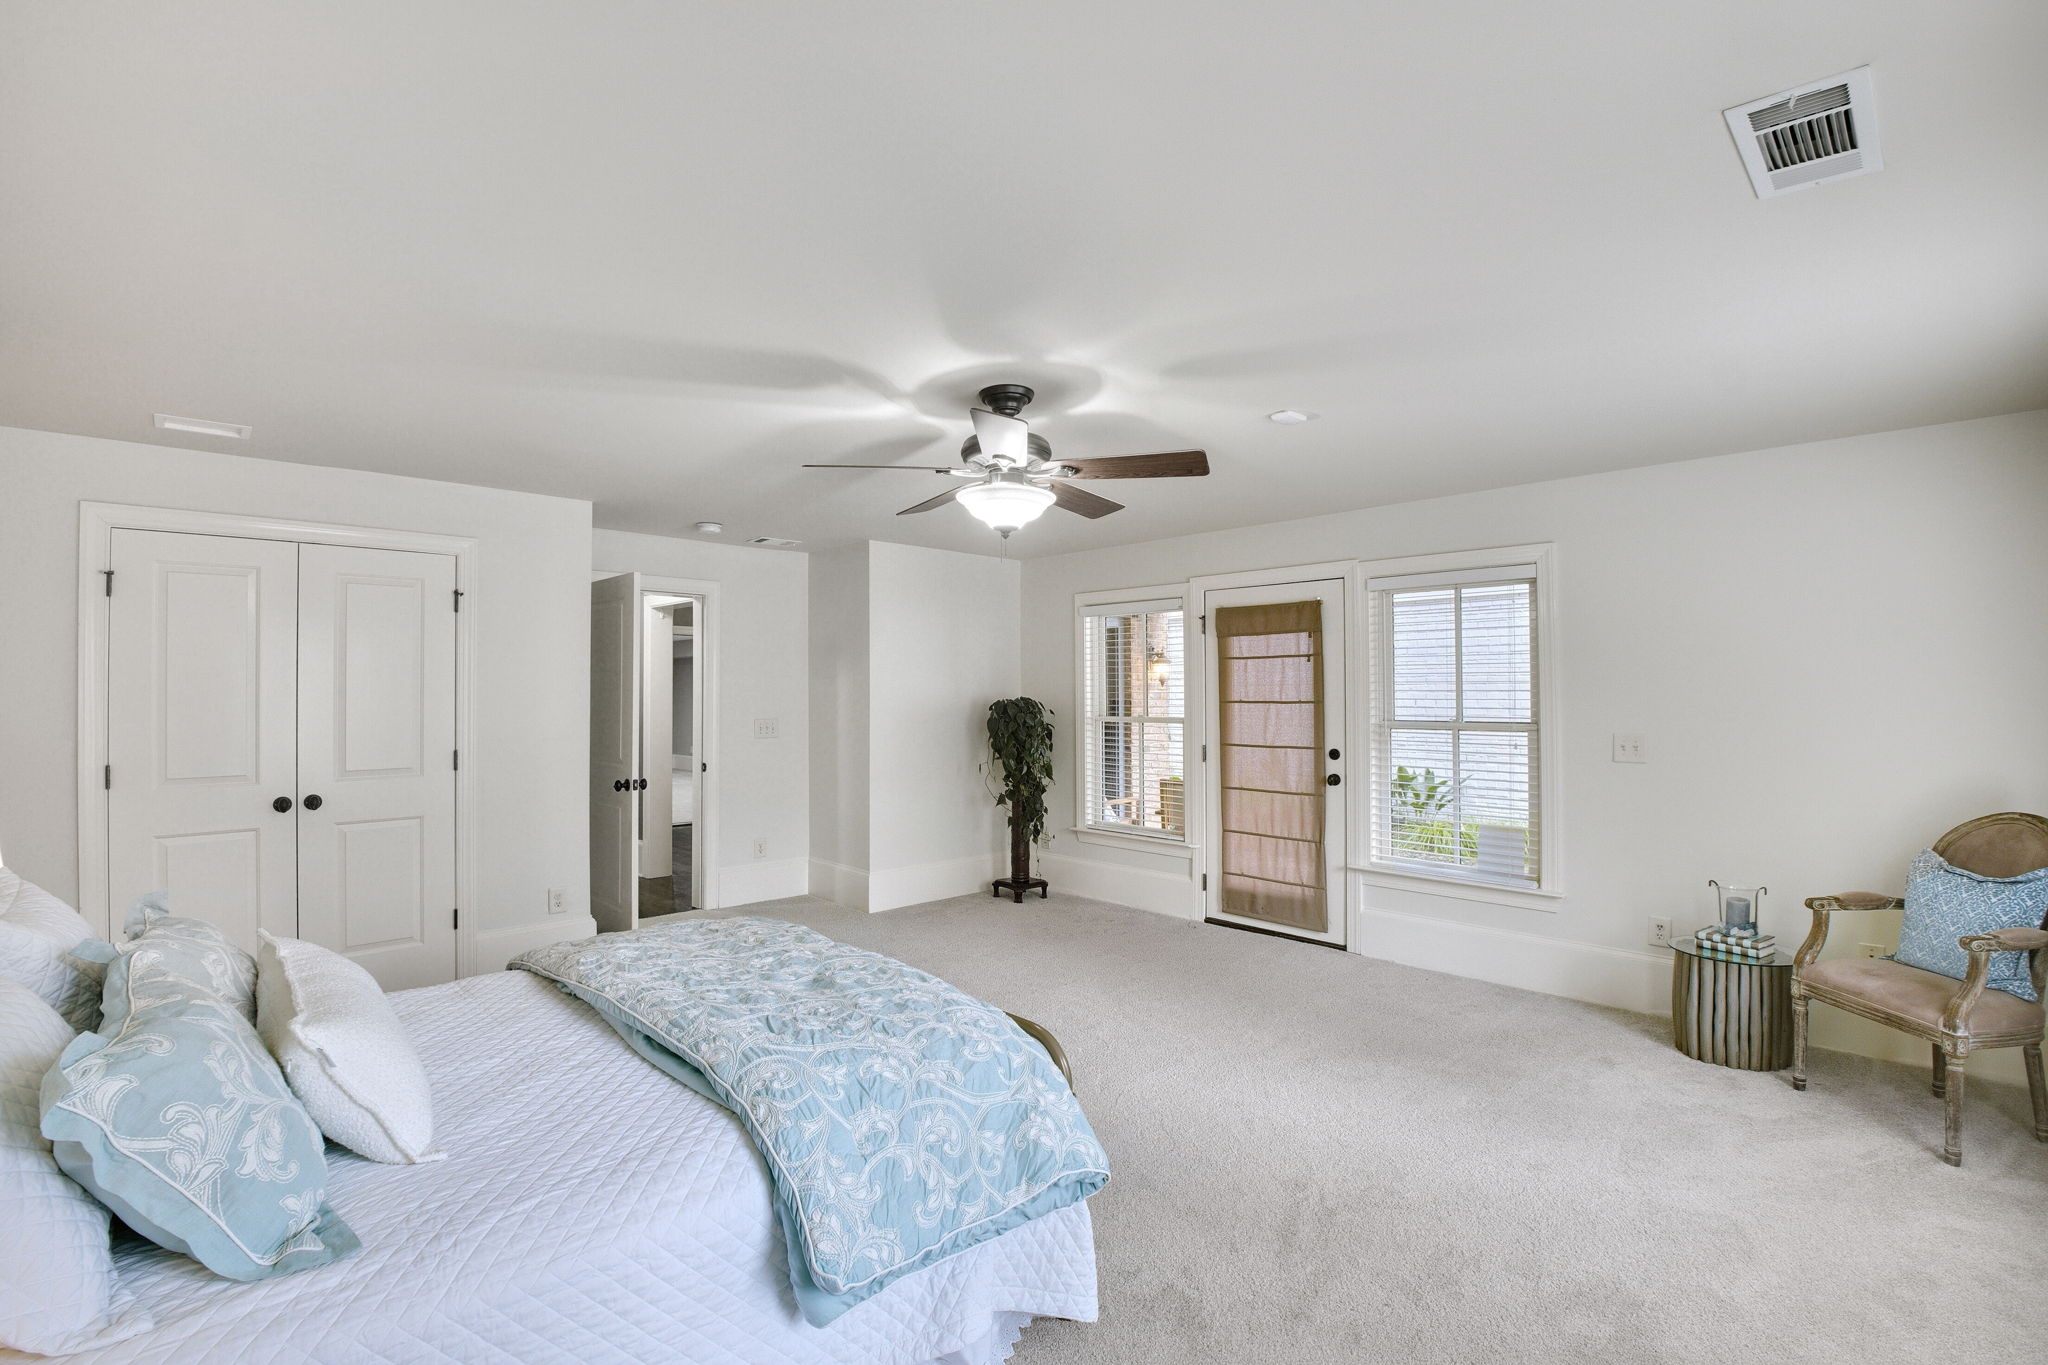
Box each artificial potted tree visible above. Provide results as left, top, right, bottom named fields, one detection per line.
left=986, top=697, right=1053, bottom=903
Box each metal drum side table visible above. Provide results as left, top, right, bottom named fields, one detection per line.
left=1671, top=936, right=1794, bottom=1071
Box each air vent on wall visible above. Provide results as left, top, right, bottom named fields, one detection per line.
left=1723, top=66, right=1882, bottom=198
left=746, top=536, right=802, bottom=548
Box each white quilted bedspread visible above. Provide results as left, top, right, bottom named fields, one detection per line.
left=13, top=971, right=1096, bottom=1364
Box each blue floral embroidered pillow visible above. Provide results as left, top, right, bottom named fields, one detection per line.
left=1893, top=849, right=2047, bottom=1002
left=40, top=915, right=358, bottom=1281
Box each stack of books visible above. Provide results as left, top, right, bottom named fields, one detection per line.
left=1694, top=926, right=1776, bottom=959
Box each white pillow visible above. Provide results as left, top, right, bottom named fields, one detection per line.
left=255, top=932, right=444, bottom=1164
left=0, top=868, right=106, bottom=1031
left=0, top=978, right=151, bottom=1354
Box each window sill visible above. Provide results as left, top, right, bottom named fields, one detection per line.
left=1351, top=863, right=1562, bottom=911
left=1066, top=826, right=1195, bottom=856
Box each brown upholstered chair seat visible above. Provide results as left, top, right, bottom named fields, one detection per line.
left=1801, top=957, right=2044, bottom=1038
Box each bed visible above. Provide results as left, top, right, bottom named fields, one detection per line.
left=14, top=970, right=1097, bottom=1364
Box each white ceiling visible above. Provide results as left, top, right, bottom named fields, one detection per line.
left=4, top=2, right=2044, bottom=557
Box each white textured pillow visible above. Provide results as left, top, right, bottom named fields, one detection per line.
left=256, top=932, right=444, bottom=1164
left=0, top=868, right=106, bottom=1031
left=0, top=978, right=151, bottom=1354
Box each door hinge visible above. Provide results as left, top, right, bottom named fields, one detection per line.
left=452, top=749, right=459, bottom=771
left=452, top=908, right=459, bottom=930
left=1198, top=613, right=1206, bottom=634
left=453, top=588, right=464, bottom=613
left=103, top=764, right=111, bottom=790
left=1201, top=743, right=1208, bottom=762
left=102, top=570, right=113, bottom=597
left=1201, top=872, right=1209, bottom=891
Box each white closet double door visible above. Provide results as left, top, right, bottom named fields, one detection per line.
left=107, top=529, right=458, bottom=989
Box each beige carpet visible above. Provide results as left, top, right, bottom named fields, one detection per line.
left=677, top=892, right=2047, bottom=1365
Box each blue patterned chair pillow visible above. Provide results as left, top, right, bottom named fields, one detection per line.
left=39, top=916, right=358, bottom=1281
left=1893, top=849, right=2047, bottom=1002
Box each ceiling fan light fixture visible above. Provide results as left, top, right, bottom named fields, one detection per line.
left=955, top=477, right=1055, bottom=537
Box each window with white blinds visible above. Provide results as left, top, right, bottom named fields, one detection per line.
left=1368, top=564, right=1542, bottom=887
left=1080, top=601, right=1186, bottom=839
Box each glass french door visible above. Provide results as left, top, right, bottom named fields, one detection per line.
left=1201, top=579, right=1347, bottom=946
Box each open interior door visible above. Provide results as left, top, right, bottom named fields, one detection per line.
left=590, top=572, right=642, bottom=933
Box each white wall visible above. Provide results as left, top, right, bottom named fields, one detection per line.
left=805, top=542, right=1021, bottom=910
left=808, top=546, right=871, bottom=906
left=594, top=529, right=809, bottom=907
left=1021, top=410, right=2048, bottom=1080
left=0, top=425, right=594, bottom=970
left=867, top=542, right=1020, bottom=910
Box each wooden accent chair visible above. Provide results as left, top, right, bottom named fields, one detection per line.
left=1791, top=812, right=2048, bottom=1166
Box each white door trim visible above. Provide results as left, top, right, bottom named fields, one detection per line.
left=591, top=570, right=721, bottom=913
left=77, top=502, right=479, bottom=973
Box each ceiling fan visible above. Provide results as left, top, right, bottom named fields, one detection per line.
left=802, top=383, right=1209, bottom=537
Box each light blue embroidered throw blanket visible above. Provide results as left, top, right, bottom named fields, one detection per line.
left=511, top=917, right=1108, bottom=1324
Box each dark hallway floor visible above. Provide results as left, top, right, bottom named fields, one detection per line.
left=636, top=823, right=693, bottom=919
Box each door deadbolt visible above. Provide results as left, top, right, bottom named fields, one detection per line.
left=1328, top=748, right=1341, bottom=760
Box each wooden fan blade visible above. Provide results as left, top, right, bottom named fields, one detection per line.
left=1050, top=481, right=1125, bottom=519
left=895, top=489, right=962, bottom=516
left=1054, top=449, right=1208, bottom=479
left=803, top=464, right=957, bottom=473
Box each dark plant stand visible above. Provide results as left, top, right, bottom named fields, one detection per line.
left=992, top=815, right=1048, bottom=903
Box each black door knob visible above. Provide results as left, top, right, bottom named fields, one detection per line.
left=303, top=794, right=324, bottom=810
left=638, top=778, right=649, bottom=791
left=1325, top=774, right=1341, bottom=786
left=272, top=796, right=293, bottom=813
left=613, top=779, right=626, bottom=792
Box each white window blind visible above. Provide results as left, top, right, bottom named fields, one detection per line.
left=1081, top=603, right=1186, bottom=838
left=1368, top=570, right=1541, bottom=886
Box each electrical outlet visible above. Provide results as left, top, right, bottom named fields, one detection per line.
left=1612, top=733, right=1646, bottom=764
left=752, top=838, right=768, bottom=860
left=753, top=717, right=779, bottom=739
left=547, top=887, right=568, bottom=915
left=1648, top=915, right=1672, bottom=948
left=1859, top=942, right=1884, bottom=959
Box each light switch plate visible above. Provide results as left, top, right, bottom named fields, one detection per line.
left=1612, top=733, right=1646, bottom=763
left=753, top=717, right=779, bottom=739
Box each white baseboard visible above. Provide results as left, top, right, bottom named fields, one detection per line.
left=868, top=854, right=1003, bottom=913
left=1349, top=906, right=2033, bottom=1085
left=466, top=915, right=597, bottom=975
left=1039, top=851, right=1195, bottom=920
left=718, top=856, right=810, bottom=907
left=1351, top=906, right=1667, bottom=1013
left=808, top=857, right=871, bottom=912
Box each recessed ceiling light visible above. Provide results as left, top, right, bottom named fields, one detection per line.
left=1267, top=409, right=1317, bottom=425
left=154, top=413, right=251, bottom=439
left=692, top=521, right=724, bottom=534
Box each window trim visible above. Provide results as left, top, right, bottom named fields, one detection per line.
left=1354, top=543, right=1561, bottom=900
left=1073, top=586, right=1192, bottom=849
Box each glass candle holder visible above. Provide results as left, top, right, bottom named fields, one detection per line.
left=1708, top=880, right=1766, bottom=938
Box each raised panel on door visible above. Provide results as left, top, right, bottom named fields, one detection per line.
left=107, top=530, right=299, bottom=952
left=589, top=572, right=641, bottom=933
left=296, top=544, right=457, bottom=989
